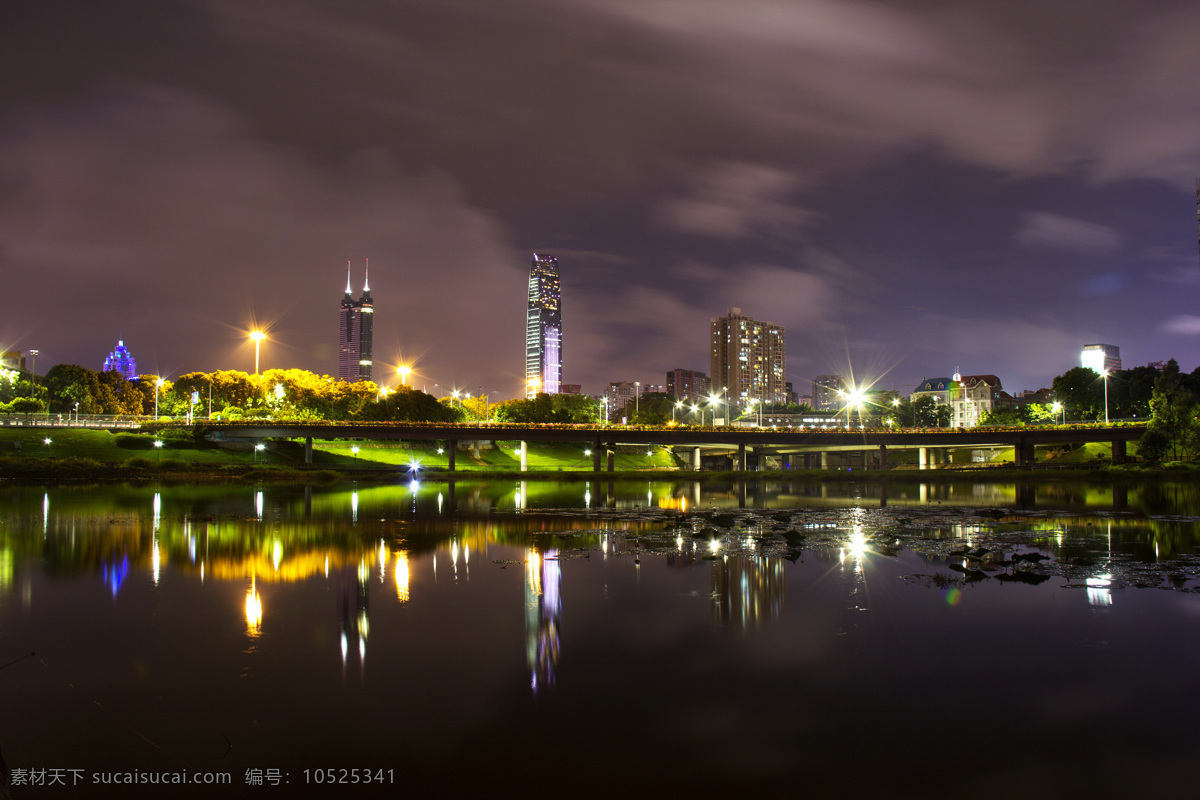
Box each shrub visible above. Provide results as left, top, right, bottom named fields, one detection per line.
left=127, top=457, right=154, bottom=468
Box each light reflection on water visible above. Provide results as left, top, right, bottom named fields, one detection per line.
left=2, top=481, right=1200, bottom=795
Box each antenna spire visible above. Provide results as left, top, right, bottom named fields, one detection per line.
left=346, top=261, right=352, bottom=294
left=364, top=258, right=370, bottom=293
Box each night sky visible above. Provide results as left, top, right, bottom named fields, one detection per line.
left=3, top=0, right=1199, bottom=398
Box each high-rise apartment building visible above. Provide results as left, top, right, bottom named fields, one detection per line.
left=666, top=369, right=711, bottom=403
left=338, top=261, right=374, bottom=381
left=1080, top=343, right=1121, bottom=374
left=710, top=308, right=787, bottom=406
left=103, top=339, right=137, bottom=379
left=812, top=375, right=845, bottom=411
left=526, top=253, right=562, bottom=398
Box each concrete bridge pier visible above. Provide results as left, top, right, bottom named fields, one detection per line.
left=820, top=451, right=829, bottom=470
left=305, top=436, right=313, bottom=465
left=593, top=438, right=603, bottom=472
left=1014, top=440, right=1036, bottom=468
left=446, top=440, right=456, bottom=471
left=918, top=447, right=928, bottom=470
left=1112, top=440, right=1127, bottom=464
left=738, top=481, right=747, bottom=508
left=607, top=443, right=615, bottom=472
left=878, top=444, right=888, bottom=469
left=692, top=447, right=701, bottom=470
left=737, top=443, right=747, bottom=471
left=520, top=441, right=528, bottom=472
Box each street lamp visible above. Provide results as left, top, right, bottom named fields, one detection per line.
left=673, top=400, right=684, bottom=424
left=254, top=442, right=265, bottom=463
left=249, top=331, right=266, bottom=375
left=1101, top=369, right=1110, bottom=425
left=28, top=349, right=38, bottom=400
left=1051, top=401, right=1063, bottom=425
left=154, top=378, right=164, bottom=420
left=691, top=403, right=701, bottom=425
left=154, top=440, right=163, bottom=462
left=635, top=381, right=640, bottom=418
left=398, top=365, right=412, bottom=387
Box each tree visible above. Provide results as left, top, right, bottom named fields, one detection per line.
left=43, top=364, right=103, bottom=413
left=5, top=397, right=44, bottom=416
left=911, top=395, right=949, bottom=427
left=1051, top=367, right=1104, bottom=421
left=1145, top=360, right=1197, bottom=461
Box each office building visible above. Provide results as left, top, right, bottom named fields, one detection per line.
left=103, top=339, right=137, bottom=380
left=1081, top=343, right=1121, bottom=374
left=710, top=308, right=786, bottom=406
left=338, top=261, right=374, bottom=381
left=526, top=253, right=562, bottom=398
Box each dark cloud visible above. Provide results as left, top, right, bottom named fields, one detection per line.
left=2, top=0, right=1199, bottom=396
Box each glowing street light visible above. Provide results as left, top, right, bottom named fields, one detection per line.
left=154, top=377, right=165, bottom=420
left=254, top=442, right=265, bottom=463
left=1100, top=369, right=1111, bottom=425
left=398, top=365, right=412, bottom=386
left=154, top=439, right=163, bottom=462
left=673, top=400, right=684, bottom=424
left=451, top=389, right=461, bottom=408
left=249, top=331, right=266, bottom=375
left=1051, top=400, right=1063, bottom=425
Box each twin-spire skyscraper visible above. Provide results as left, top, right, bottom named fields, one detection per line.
left=338, top=260, right=374, bottom=381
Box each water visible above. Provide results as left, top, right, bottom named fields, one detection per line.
left=2, top=479, right=1200, bottom=797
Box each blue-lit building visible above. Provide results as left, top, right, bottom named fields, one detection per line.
left=103, top=339, right=137, bottom=379
left=338, top=261, right=374, bottom=381
left=526, top=253, right=562, bottom=398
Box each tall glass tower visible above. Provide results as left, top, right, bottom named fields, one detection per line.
left=526, top=253, right=561, bottom=398
left=338, top=261, right=374, bottom=381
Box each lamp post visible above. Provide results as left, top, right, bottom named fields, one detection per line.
left=1051, top=401, right=1063, bottom=426
left=154, top=440, right=163, bottom=463
left=691, top=403, right=701, bottom=426
left=398, top=365, right=412, bottom=387
left=154, top=378, right=164, bottom=420
left=249, top=331, right=265, bottom=375
left=673, top=400, right=684, bottom=424
left=254, top=442, right=265, bottom=463
left=27, top=349, right=38, bottom=400
left=635, top=381, right=640, bottom=419
left=1101, top=369, right=1110, bottom=425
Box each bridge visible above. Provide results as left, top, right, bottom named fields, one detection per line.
left=199, top=421, right=1147, bottom=471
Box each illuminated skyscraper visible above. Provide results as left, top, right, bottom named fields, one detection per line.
left=526, top=253, right=561, bottom=398
left=1081, top=343, right=1121, bottom=374
left=103, top=339, right=137, bottom=379
left=710, top=308, right=786, bottom=406
left=338, top=261, right=374, bottom=381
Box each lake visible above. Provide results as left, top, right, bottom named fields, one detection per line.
left=2, top=478, right=1199, bottom=797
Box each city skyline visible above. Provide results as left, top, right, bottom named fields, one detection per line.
left=3, top=1, right=1199, bottom=396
